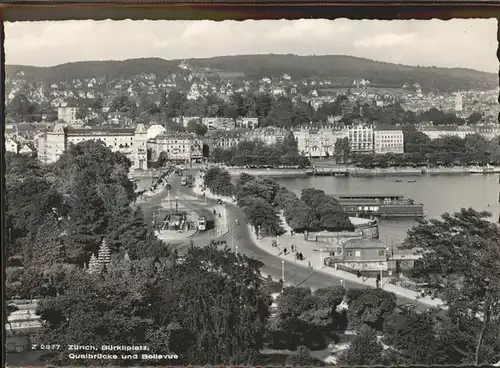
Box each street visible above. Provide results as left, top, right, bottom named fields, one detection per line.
left=146, top=169, right=431, bottom=311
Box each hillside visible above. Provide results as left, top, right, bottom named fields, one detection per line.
left=184, top=54, right=497, bottom=92
left=6, top=58, right=179, bottom=84
left=6, top=54, right=497, bottom=92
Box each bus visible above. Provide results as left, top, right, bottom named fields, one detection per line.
left=198, top=217, right=207, bottom=231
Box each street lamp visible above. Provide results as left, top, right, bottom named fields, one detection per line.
left=257, top=225, right=261, bottom=239
left=235, top=245, right=239, bottom=254
left=281, top=260, right=285, bottom=286
left=175, top=196, right=178, bottom=215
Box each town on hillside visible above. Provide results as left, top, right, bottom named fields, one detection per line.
left=5, top=19, right=500, bottom=368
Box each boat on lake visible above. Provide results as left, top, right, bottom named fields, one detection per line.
left=469, top=165, right=500, bottom=174
left=335, top=194, right=424, bottom=219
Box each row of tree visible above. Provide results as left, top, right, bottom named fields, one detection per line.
left=211, top=131, right=310, bottom=168
left=274, top=187, right=354, bottom=233
left=349, top=132, right=500, bottom=168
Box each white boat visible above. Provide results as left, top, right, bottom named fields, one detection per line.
left=469, top=165, right=500, bottom=174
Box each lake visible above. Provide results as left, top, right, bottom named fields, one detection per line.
left=275, top=174, right=500, bottom=245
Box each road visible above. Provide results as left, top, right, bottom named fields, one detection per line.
left=139, top=173, right=218, bottom=251
left=145, top=169, right=430, bottom=311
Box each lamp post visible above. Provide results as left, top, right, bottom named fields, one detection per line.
left=320, top=247, right=324, bottom=269
left=257, top=225, right=261, bottom=239
left=281, top=260, right=285, bottom=286
left=175, top=196, right=178, bottom=215
left=236, top=245, right=239, bottom=254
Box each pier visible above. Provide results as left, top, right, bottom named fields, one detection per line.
left=306, top=168, right=350, bottom=176
left=334, top=194, right=424, bottom=218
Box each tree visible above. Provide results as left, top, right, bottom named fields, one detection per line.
left=31, top=213, right=67, bottom=268
left=186, top=119, right=208, bottom=136
left=337, top=327, right=386, bottom=366
left=467, top=111, right=483, bottom=124
left=345, top=288, right=397, bottom=331
left=383, top=311, right=455, bottom=365
left=152, top=245, right=272, bottom=364
left=238, top=196, right=284, bottom=236
left=402, top=208, right=500, bottom=365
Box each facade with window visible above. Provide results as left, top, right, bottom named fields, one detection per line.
left=373, top=128, right=404, bottom=154
left=38, top=123, right=148, bottom=170
left=293, top=125, right=348, bottom=158
left=325, top=238, right=388, bottom=271
left=148, top=132, right=194, bottom=163
left=347, top=124, right=374, bottom=153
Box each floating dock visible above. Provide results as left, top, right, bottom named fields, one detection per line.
left=334, top=194, right=424, bottom=218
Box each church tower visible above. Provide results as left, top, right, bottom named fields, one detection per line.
left=455, top=90, right=463, bottom=112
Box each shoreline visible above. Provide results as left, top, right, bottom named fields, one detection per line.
left=192, top=170, right=444, bottom=309
left=223, top=166, right=493, bottom=178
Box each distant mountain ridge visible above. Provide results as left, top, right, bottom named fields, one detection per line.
left=6, top=54, right=497, bottom=92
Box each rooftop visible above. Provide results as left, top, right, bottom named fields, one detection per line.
left=342, top=238, right=386, bottom=249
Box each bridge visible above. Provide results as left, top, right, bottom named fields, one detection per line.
left=306, top=168, right=350, bottom=177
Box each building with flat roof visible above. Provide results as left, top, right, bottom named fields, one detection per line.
left=373, top=128, right=404, bottom=154
left=37, top=123, right=148, bottom=170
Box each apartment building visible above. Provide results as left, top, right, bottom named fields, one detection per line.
left=293, top=125, right=348, bottom=158
left=347, top=124, right=374, bottom=153
left=373, top=128, right=404, bottom=154
left=38, top=123, right=148, bottom=170
left=148, top=132, right=194, bottom=163
left=416, top=123, right=475, bottom=140
left=207, top=130, right=245, bottom=153
left=246, top=127, right=288, bottom=146
left=202, top=117, right=236, bottom=130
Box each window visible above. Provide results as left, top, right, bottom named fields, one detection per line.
left=347, top=251, right=353, bottom=257
left=379, top=250, right=385, bottom=256
left=355, top=251, right=361, bottom=257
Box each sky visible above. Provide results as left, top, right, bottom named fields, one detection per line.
left=4, top=18, right=498, bottom=73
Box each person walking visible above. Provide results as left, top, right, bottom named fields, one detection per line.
left=376, top=274, right=381, bottom=288
left=308, top=261, right=312, bottom=270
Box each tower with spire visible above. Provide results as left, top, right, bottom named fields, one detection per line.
left=455, top=90, right=463, bottom=112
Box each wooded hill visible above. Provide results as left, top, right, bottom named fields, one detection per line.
left=6, top=54, right=497, bottom=92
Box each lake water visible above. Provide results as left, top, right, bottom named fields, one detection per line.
left=275, top=174, right=500, bottom=246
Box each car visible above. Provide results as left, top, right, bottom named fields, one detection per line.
left=217, top=199, right=223, bottom=204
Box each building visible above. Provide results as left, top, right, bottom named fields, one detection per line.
left=474, top=124, right=500, bottom=140
left=293, top=125, right=348, bottom=158
left=5, top=138, right=18, bottom=153
left=202, top=117, right=236, bottom=130
left=246, top=127, right=288, bottom=146
left=373, top=128, right=404, bottom=154
left=57, top=106, right=78, bottom=125
left=38, top=123, right=148, bottom=170
left=417, top=123, right=475, bottom=140
left=455, top=91, right=463, bottom=112
left=325, top=238, right=388, bottom=272
left=173, top=116, right=202, bottom=128
left=148, top=132, right=202, bottom=163
left=207, top=130, right=245, bottom=152
left=347, top=124, right=374, bottom=153
left=237, top=117, right=259, bottom=129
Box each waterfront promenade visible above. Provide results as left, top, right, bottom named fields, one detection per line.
left=222, top=165, right=482, bottom=178
left=192, top=174, right=446, bottom=309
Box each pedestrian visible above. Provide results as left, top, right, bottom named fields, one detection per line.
left=357, top=270, right=361, bottom=278
left=284, top=247, right=288, bottom=255
left=376, top=274, right=381, bottom=288
left=308, top=261, right=312, bottom=270
left=291, top=244, right=294, bottom=252
left=299, top=252, right=304, bottom=261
